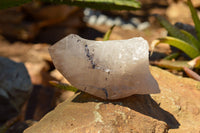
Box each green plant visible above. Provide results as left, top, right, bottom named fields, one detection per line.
left=151, top=0, right=200, bottom=81
left=103, top=25, right=115, bottom=41
left=0, top=0, right=32, bottom=9
left=152, top=0, right=200, bottom=59
left=0, top=0, right=141, bottom=10
left=49, top=81, right=78, bottom=92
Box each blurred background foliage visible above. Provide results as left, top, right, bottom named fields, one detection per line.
left=0, top=0, right=141, bottom=10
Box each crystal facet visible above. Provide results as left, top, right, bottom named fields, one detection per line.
left=49, top=34, right=160, bottom=99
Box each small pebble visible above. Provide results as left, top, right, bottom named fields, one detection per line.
left=113, top=17, right=122, bottom=26
left=96, top=14, right=108, bottom=25
left=105, top=18, right=114, bottom=26
left=137, top=22, right=150, bottom=30
left=83, top=8, right=92, bottom=16
left=130, top=18, right=141, bottom=25
left=88, top=15, right=97, bottom=25
left=121, top=23, right=135, bottom=30
left=83, top=8, right=150, bottom=30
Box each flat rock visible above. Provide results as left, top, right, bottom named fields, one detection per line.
left=24, top=66, right=200, bottom=133
left=150, top=67, right=200, bottom=133
left=24, top=92, right=169, bottom=133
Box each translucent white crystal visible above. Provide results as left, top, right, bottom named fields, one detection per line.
left=49, top=34, right=160, bottom=99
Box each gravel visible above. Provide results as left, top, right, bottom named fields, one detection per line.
left=83, top=8, right=150, bottom=30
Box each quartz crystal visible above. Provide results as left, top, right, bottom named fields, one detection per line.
left=49, top=34, right=160, bottom=99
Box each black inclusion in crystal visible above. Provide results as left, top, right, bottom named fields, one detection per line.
left=85, top=44, right=96, bottom=69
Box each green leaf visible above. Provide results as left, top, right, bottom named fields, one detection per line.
left=0, top=0, right=140, bottom=10
left=153, top=59, right=190, bottom=70
left=40, top=0, right=141, bottom=10
left=180, top=29, right=200, bottom=50
left=157, top=36, right=200, bottom=59
left=49, top=81, right=78, bottom=92
left=103, top=25, right=115, bottom=41
left=154, top=14, right=194, bottom=45
left=163, top=52, right=180, bottom=60
left=0, top=0, right=32, bottom=9
left=187, top=0, right=200, bottom=41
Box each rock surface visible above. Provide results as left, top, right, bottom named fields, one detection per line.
left=150, top=67, right=200, bottom=133
left=24, top=66, right=200, bottom=133
left=49, top=34, right=160, bottom=99
left=0, top=57, right=32, bottom=124
left=24, top=92, right=169, bottom=133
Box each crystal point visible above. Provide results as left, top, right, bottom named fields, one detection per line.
left=49, top=34, right=160, bottom=99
